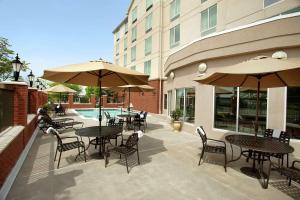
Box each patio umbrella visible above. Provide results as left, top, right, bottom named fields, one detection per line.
left=112, top=85, right=155, bottom=113
left=41, top=59, right=149, bottom=125
left=194, top=56, right=300, bottom=137
left=44, top=84, right=76, bottom=103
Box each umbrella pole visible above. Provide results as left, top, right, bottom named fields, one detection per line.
left=59, top=93, right=61, bottom=104
left=128, top=87, right=131, bottom=114
left=99, top=70, right=102, bottom=126
left=254, top=76, right=261, bottom=138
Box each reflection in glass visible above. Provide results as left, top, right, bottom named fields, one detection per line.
left=286, top=87, right=300, bottom=139
left=238, top=88, right=267, bottom=135
left=176, top=88, right=185, bottom=115
left=185, top=88, right=195, bottom=123
left=214, top=87, right=237, bottom=131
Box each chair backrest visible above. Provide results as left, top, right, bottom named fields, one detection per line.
left=279, top=131, right=290, bottom=144
left=264, top=129, right=274, bottom=138
left=125, top=132, right=139, bottom=148
left=196, top=126, right=207, bottom=146
left=46, top=127, right=62, bottom=146
left=143, top=112, right=148, bottom=119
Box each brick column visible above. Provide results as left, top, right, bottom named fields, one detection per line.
left=28, top=88, right=38, bottom=114
left=90, top=94, right=96, bottom=107
left=101, top=95, right=107, bottom=107
left=10, top=82, right=28, bottom=126
left=68, top=94, right=74, bottom=108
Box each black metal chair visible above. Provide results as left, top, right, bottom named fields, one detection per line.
left=105, top=132, right=140, bottom=173
left=107, top=118, right=125, bottom=146
left=132, top=113, right=146, bottom=132
left=278, top=160, right=300, bottom=186
left=197, top=126, right=227, bottom=172
left=47, top=127, right=86, bottom=169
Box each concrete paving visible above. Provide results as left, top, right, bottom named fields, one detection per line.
left=6, top=112, right=300, bottom=200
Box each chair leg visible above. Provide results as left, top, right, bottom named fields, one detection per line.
left=286, top=154, right=289, bottom=168
left=198, top=148, right=205, bottom=166
left=288, top=178, right=292, bottom=186
left=54, top=148, right=58, bottom=161
left=224, top=151, right=227, bottom=172
left=83, top=146, right=87, bottom=163
left=57, top=151, right=62, bottom=169
left=137, top=150, right=140, bottom=165
left=125, top=154, right=129, bottom=174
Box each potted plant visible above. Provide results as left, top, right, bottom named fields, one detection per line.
left=171, top=109, right=183, bottom=132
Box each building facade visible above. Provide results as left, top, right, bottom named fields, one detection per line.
left=113, top=0, right=300, bottom=149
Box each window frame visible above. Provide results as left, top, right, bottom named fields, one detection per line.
left=170, top=0, right=180, bottom=21
left=145, top=13, right=153, bottom=33
left=144, top=60, right=151, bottom=75
left=263, top=0, right=284, bottom=9
left=146, top=0, right=153, bottom=11
left=124, top=37, right=127, bottom=51
left=145, top=36, right=152, bottom=56
left=131, top=26, right=137, bottom=43
left=170, top=24, right=180, bottom=48
left=131, top=46, right=136, bottom=62
left=201, top=4, right=217, bottom=37
left=175, top=87, right=196, bottom=123
left=132, top=6, right=138, bottom=24
left=123, top=53, right=127, bottom=66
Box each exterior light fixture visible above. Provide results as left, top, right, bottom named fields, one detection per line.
left=12, top=54, right=23, bottom=81
left=272, top=51, right=287, bottom=59
left=169, top=72, right=175, bottom=79
left=27, top=70, right=35, bottom=87
left=198, top=63, right=207, bottom=75
left=36, top=78, right=40, bottom=89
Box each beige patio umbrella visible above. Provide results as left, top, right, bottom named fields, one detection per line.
left=112, top=84, right=155, bottom=113
left=41, top=59, right=149, bottom=124
left=195, top=56, right=300, bottom=137
left=44, top=84, right=76, bottom=103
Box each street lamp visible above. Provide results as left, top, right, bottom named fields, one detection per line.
left=36, top=78, right=40, bottom=89
left=12, top=54, right=23, bottom=81
left=27, top=70, right=35, bottom=87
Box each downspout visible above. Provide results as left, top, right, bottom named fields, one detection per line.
left=158, top=0, right=164, bottom=114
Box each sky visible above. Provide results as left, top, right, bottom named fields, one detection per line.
left=0, top=0, right=130, bottom=78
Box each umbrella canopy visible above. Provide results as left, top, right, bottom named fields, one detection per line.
left=44, top=84, right=77, bottom=93
left=195, top=56, right=300, bottom=137
left=195, top=56, right=300, bottom=88
left=41, top=59, right=149, bottom=87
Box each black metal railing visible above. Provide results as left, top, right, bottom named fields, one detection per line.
left=0, top=89, right=14, bottom=132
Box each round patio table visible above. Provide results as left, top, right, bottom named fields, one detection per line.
left=225, top=134, right=294, bottom=189
left=75, top=126, right=123, bottom=159
left=118, top=113, right=138, bottom=128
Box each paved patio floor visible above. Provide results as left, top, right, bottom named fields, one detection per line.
left=7, top=112, right=300, bottom=200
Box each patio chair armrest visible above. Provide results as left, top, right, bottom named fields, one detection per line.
left=60, top=136, right=79, bottom=142
left=292, top=160, right=300, bottom=168
left=207, top=138, right=226, bottom=146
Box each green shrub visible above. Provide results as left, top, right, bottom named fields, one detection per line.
left=171, top=109, right=183, bottom=121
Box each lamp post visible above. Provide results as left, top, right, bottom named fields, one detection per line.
left=36, top=78, right=40, bottom=89
left=27, top=70, right=35, bottom=87
left=12, top=54, right=23, bottom=81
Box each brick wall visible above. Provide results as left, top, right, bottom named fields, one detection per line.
left=123, top=80, right=162, bottom=113
left=0, top=82, right=47, bottom=190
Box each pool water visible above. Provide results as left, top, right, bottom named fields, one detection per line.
left=75, top=108, right=124, bottom=119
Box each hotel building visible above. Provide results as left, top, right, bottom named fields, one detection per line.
left=113, top=0, right=300, bottom=145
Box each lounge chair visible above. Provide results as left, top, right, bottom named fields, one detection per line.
left=278, top=160, right=300, bottom=186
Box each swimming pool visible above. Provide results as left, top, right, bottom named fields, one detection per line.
left=75, top=108, right=124, bottom=119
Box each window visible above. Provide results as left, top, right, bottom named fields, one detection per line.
left=286, top=87, right=300, bottom=140
left=115, top=31, right=120, bottom=41
left=170, top=0, right=180, bottom=21
left=164, top=94, right=168, bottom=110
left=201, top=4, right=217, bottom=36
left=115, top=58, right=119, bottom=65
left=145, top=13, right=153, bottom=33
left=145, top=36, right=152, bottom=56
left=201, top=0, right=207, bottom=3
left=264, top=0, right=281, bottom=8
left=144, top=60, right=151, bottom=75
left=115, top=43, right=119, bottom=56
left=125, top=23, right=128, bottom=34
left=214, top=87, right=267, bottom=135
left=123, top=53, right=127, bottom=66
left=175, top=88, right=195, bottom=123
left=131, top=66, right=136, bottom=71
left=170, top=24, right=180, bottom=48
left=146, top=0, right=153, bottom=11
left=132, top=7, right=137, bottom=24
left=131, top=46, right=136, bottom=62
left=131, top=26, right=137, bottom=42
left=124, top=37, right=127, bottom=51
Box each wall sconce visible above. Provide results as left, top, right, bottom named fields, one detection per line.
left=12, top=54, right=23, bottom=81
left=272, top=51, right=287, bottom=59
left=198, top=63, right=207, bottom=75
left=27, top=70, right=35, bottom=87
left=169, top=72, right=175, bottom=79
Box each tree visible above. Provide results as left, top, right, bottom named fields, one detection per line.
left=0, top=37, right=29, bottom=81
